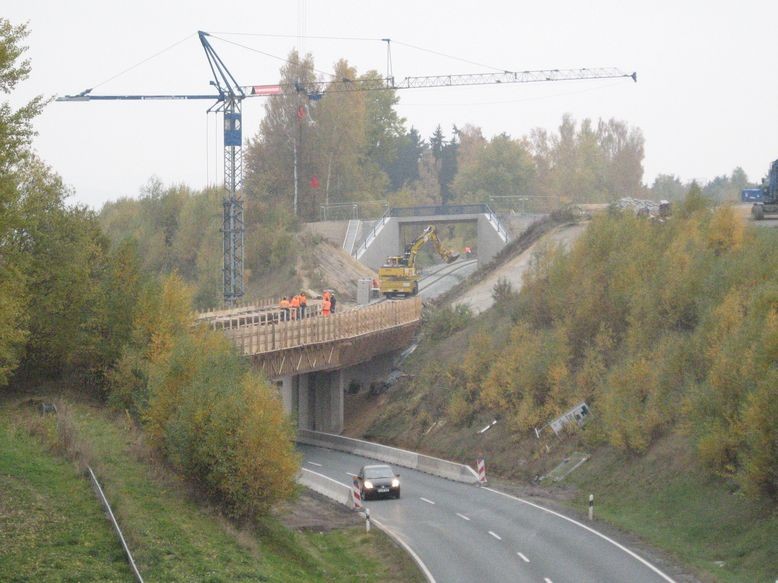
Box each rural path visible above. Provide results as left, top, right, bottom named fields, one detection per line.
left=453, top=223, right=587, bottom=313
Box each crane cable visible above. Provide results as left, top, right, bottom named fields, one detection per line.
left=89, top=33, right=195, bottom=91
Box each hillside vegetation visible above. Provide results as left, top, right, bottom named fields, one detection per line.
left=460, top=191, right=775, bottom=496
left=361, top=190, right=777, bottom=581
left=0, top=390, right=423, bottom=582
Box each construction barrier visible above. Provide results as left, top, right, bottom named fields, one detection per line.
left=298, top=468, right=354, bottom=508
left=297, top=429, right=480, bottom=484
left=477, top=457, right=487, bottom=484
left=352, top=478, right=363, bottom=509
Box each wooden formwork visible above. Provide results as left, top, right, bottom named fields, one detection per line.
left=251, top=322, right=419, bottom=379
left=225, top=298, right=421, bottom=355
left=210, top=298, right=422, bottom=377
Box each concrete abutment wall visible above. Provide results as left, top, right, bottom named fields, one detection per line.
left=279, top=369, right=345, bottom=434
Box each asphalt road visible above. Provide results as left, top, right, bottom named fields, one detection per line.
left=300, top=444, right=675, bottom=583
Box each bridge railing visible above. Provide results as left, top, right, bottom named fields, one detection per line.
left=389, top=203, right=489, bottom=217
left=224, top=297, right=422, bottom=356
left=200, top=302, right=325, bottom=330
left=354, top=206, right=392, bottom=259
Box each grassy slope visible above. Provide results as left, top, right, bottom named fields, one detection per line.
left=356, top=273, right=777, bottom=583
left=0, top=391, right=423, bottom=583
left=0, top=423, right=132, bottom=582
left=565, top=436, right=778, bottom=583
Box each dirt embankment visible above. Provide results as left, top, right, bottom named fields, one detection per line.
left=299, top=239, right=376, bottom=302
left=452, top=222, right=587, bottom=313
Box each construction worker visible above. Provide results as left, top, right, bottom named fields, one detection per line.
left=322, top=295, right=331, bottom=317
left=279, top=296, right=290, bottom=322
left=330, top=293, right=337, bottom=314
left=290, top=294, right=300, bottom=320
left=299, top=291, right=307, bottom=319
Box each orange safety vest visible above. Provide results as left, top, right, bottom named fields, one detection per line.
left=290, top=295, right=300, bottom=308
left=299, top=293, right=307, bottom=306
left=323, top=290, right=331, bottom=301
left=322, top=298, right=331, bottom=315
left=279, top=299, right=290, bottom=309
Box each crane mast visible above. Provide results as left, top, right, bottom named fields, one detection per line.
left=57, top=31, right=637, bottom=307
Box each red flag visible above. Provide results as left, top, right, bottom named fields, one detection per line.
left=297, top=105, right=306, bottom=120
left=310, top=175, right=320, bottom=189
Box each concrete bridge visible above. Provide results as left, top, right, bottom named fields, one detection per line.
left=349, top=204, right=512, bottom=270
left=199, top=298, right=421, bottom=433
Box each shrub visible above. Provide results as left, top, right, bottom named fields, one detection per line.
left=148, top=329, right=299, bottom=519
left=425, top=304, right=473, bottom=338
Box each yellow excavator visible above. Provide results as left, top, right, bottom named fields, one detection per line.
left=378, top=225, right=460, bottom=297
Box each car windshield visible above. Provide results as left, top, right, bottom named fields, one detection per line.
left=364, top=466, right=394, bottom=479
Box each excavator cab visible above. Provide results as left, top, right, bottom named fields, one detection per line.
left=378, top=225, right=460, bottom=297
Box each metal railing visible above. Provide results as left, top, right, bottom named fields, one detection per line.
left=88, top=466, right=144, bottom=582
left=354, top=207, right=392, bottom=259
left=484, top=204, right=510, bottom=243
left=389, top=203, right=489, bottom=217
left=488, top=195, right=561, bottom=213
left=320, top=200, right=389, bottom=221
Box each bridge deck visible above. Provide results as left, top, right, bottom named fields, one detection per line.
left=202, top=298, right=422, bottom=378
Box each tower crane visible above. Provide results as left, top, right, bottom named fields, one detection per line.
left=58, top=31, right=636, bottom=306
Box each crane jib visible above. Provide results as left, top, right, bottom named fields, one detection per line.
left=55, top=94, right=222, bottom=102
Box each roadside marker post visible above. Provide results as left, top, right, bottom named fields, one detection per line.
left=477, top=457, right=487, bottom=485
left=588, top=494, right=594, bottom=521
left=352, top=478, right=362, bottom=509
left=365, top=507, right=371, bottom=533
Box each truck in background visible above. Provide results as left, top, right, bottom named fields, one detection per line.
left=747, top=159, right=778, bottom=220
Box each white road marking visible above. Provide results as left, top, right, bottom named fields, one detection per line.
left=488, top=530, right=502, bottom=540
left=456, top=513, right=470, bottom=521
left=482, top=486, right=676, bottom=583
left=517, top=552, right=530, bottom=563
left=306, top=461, right=322, bottom=467
left=420, top=497, right=436, bottom=505
left=345, top=471, right=357, bottom=477
left=373, top=518, right=437, bottom=583
left=544, top=578, right=553, bottom=583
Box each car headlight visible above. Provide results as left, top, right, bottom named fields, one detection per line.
left=391, top=478, right=400, bottom=488
left=364, top=480, right=374, bottom=489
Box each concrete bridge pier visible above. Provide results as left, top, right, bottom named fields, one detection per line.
left=279, top=370, right=344, bottom=433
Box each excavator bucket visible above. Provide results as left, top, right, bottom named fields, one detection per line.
left=445, top=252, right=460, bottom=264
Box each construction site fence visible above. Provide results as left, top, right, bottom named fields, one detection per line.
left=319, top=200, right=390, bottom=221
left=202, top=302, right=325, bottom=330
left=198, top=296, right=281, bottom=320
left=224, top=297, right=422, bottom=356
left=488, top=195, right=562, bottom=213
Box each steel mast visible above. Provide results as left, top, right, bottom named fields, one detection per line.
left=57, top=31, right=247, bottom=306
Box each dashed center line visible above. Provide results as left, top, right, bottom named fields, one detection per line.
left=420, top=497, right=436, bottom=505
left=456, top=513, right=470, bottom=521
left=306, top=461, right=322, bottom=467
left=488, top=530, right=502, bottom=540
left=345, top=471, right=357, bottom=478
left=544, top=578, right=553, bottom=583
left=517, top=552, right=530, bottom=563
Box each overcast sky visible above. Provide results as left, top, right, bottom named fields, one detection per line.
left=6, top=0, right=778, bottom=210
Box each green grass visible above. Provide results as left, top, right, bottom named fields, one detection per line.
left=0, top=392, right=424, bottom=582
left=0, top=423, right=132, bottom=582
left=564, top=435, right=778, bottom=583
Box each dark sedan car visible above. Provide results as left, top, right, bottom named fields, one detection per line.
left=356, top=464, right=401, bottom=500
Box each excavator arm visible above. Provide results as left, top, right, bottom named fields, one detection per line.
left=404, top=226, right=460, bottom=268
